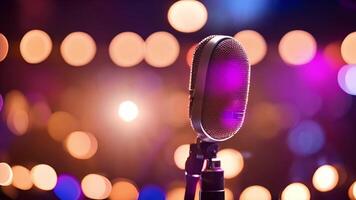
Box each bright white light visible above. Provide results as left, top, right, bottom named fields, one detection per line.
left=118, top=101, right=139, bottom=122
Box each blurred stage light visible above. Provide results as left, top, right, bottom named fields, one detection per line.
left=0, top=163, right=13, bottom=186
left=349, top=181, right=356, bottom=200
left=217, top=148, right=244, bottom=179
left=323, top=41, right=344, bottom=68
left=279, top=30, right=317, bottom=66
left=173, top=144, right=190, bottom=170
left=167, top=0, right=208, bottom=33
left=338, top=65, right=356, bottom=95
left=234, top=30, right=267, bottom=65
left=109, top=32, right=145, bottom=67
left=0, top=33, right=9, bottom=62
left=65, top=131, right=98, bottom=160
left=60, top=32, right=96, bottom=67
left=341, top=32, right=356, bottom=64
left=186, top=44, right=197, bottom=67
left=48, top=111, right=79, bottom=141
left=166, top=187, right=186, bottom=200
left=239, top=185, right=271, bottom=200
left=287, top=120, right=325, bottom=156
left=31, top=164, right=57, bottom=191
left=81, top=174, right=112, bottom=200
left=145, top=31, right=180, bottom=68
left=20, top=30, right=52, bottom=64
left=225, top=188, right=234, bottom=200
left=110, top=179, right=139, bottom=200
left=54, top=174, right=82, bottom=200
left=165, top=91, right=189, bottom=127
left=11, top=165, right=33, bottom=190
left=118, top=100, right=139, bottom=122
left=312, top=165, right=339, bottom=192
left=7, top=108, right=29, bottom=136
left=281, top=183, right=310, bottom=200
left=138, top=185, right=165, bottom=200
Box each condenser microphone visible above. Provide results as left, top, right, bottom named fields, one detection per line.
left=189, top=35, right=250, bottom=142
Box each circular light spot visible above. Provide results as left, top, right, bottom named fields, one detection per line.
left=0, top=163, right=13, bottom=186
left=138, top=185, right=165, bottom=200
left=81, top=174, right=112, bottom=200
left=279, top=30, right=317, bottom=65
left=110, top=179, right=139, bottom=200
left=11, top=165, right=33, bottom=190
left=20, top=30, right=52, bottom=64
left=312, top=165, right=339, bottom=192
left=7, top=108, right=29, bottom=136
left=118, top=100, right=139, bottom=122
left=344, top=65, right=356, bottom=95
left=60, top=32, right=96, bottom=67
left=0, top=33, right=9, bottom=62
left=281, top=183, right=310, bottom=200
left=217, top=148, right=244, bottom=179
left=348, top=181, right=356, bottom=200
left=239, top=185, right=271, bottom=200
left=234, top=30, right=267, bottom=65
left=323, top=41, right=344, bottom=68
left=145, top=31, right=180, bottom=68
left=109, top=32, right=145, bottom=67
left=341, top=32, right=356, bottom=64
left=165, top=91, right=189, bottom=127
left=168, top=0, right=208, bottom=33
left=225, top=188, right=234, bottom=200
left=4, top=90, right=29, bottom=117
left=186, top=44, right=197, bottom=67
left=48, top=111, right=79, bottom=141
left=173, top=144, right=190, bottom=170
left=54, top=174, right=82, bottom=200
left=31, top=164, right=57, bottom=191
left=65, top=131, right=98, bottom=160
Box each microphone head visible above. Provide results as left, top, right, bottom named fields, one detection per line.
left=189, top=35, right=250, bottom=142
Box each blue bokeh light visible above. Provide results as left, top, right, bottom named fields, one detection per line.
left=287, top=120, right=325, bottom=156
left=54, top=174, right=82, bottom=200
left=138, top=185, right=165, bottom=200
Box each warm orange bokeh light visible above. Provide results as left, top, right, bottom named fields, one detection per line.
left=348, top=181, right=356, bottom=200
left=11, top=165, right=33, bottom=190
left=109, top=32, right=145, bottom=67
left=31, top=164, right=57, bottom=191
left=165, top=91, right=189, bottom=127
left=5, top=90, right=30, bottom=136
left=145, top=31, right=180, bottom=68
left=341, top=32, right=356, bottom=64
left=81, top=174, right=112, bottom=200
left=234, top=30, right=267, bottom=65
left=47, top=111, right=79, bottom=141
left=0, top=163, right=13, bottom=186
left=312, top=165, right=339, bottom=192
left=20, top=29, right=52, bottom=64
left=65, top=131, right=98, bottom=160
left=60, top=32, right=96, bottom=67
left=173, top=144, right=190, bottom=170
left=0, top=33, right=9, bottom=62
left=324, top=41, right=344, bottom=68
left=239, top=185, right=272, bottom=200
left=279, top=30, right=317, bottom=66
left=168, top=0, right=208, bottom=33
left=217, top=148, right=244, bottom=179
left=281, top=183, right=310, bottom=200
left=109, top=179, right=139, bottom=200
left=186, top=44, right=197, bottom=67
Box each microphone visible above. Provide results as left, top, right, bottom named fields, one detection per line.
left=189, top=35, right=250, bottom=142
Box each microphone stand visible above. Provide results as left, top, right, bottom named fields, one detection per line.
left=184, top=140, right=225, bottom=200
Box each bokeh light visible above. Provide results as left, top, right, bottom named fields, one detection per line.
left=217, top=148, right=244, bottom=179
left=65, top=131, right=98, bottom=160
left=145, top=31, right=180, bottom=68
left=348, top=181, right=356, bottom=200
left=281, top=183, right=310, bottom=200
left=31, top=164, right=57, bottom=191
left=138, top=185, right=165, bottom=200
left=279, top=30, right=317, bottom=65
left=0, top=33, right=9, bottom=62
left=186, top=44, right=197, bottom=67
left=54, top=174, right=82, bottom=200
left=0, top=162, right=13, bottom=186
left=20, top=29, right=52, bottom=64
left=110, top=179, right=139, bottom=200
left=81, top=174, right=112, bottom=200
left=48, top=111, right=79, bottom=141
left=239, top=185, right=272, bottom=200
left=341, top=32, right=356, bottom=64
left=225, top=188, right=234, bottom=200
left=11, top=165, right=33, bottom=190
left=166, top=187, right=186, bottom=200
left=165, top=91, right=189, bottom=127
left=60, top=32, right=96, bottom=67
left=338, top=64, right=356, bottom=95
left=167, top=0, right=208, bottom=33
left=234, top=30, right=267, bottom=65
left=287, top=120, right=325, bottom=156
left=323, top=41, right=344, bottom=67
left=312, top=165, right=339, bottom=192
left=173, top=144, right=190, bottom=170
left=7, top=108, right=29, bottom=136
left=118, top=100, right=139, bottom=122
left=29, top=100, right=52, bottom=128
left=109, top=32, right=145, bottom=67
